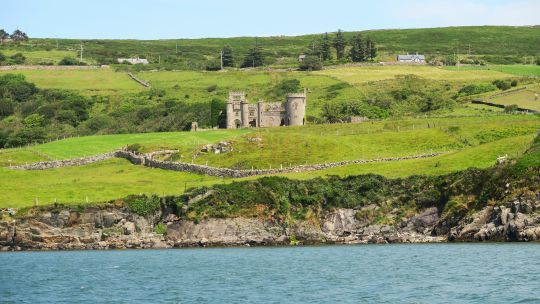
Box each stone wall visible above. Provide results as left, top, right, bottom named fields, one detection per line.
left=127, top=72, right=150, bottom=87
left=115, top=150, right=443, bottom=178
left=8, top=149, right=443, bottom=176
left=0, top=65, right=101, bottom=71
left=10, top=152, right=117, bottom=170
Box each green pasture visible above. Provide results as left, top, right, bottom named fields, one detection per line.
left=0, top=69, right=144, bottom=95
left=30, top=129, right=251, bottom=160
left=0, top=133, right=535, bottom=209
left=444, top=65, right=540, bottom=77
left=486, top=84, right=540, bottom=111
left=316, top=66, right=515, bottom=86
left=1, top=50, right=78, bottom=65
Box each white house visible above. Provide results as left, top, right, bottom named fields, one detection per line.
left=117, top=57, right=149, bottom=65
left=397, top=54, right=426, bottom=63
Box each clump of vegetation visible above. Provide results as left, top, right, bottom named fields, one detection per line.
left=298, top=56, right=322, bottom=71
left=124, top=195, right=161, bottom=216
left=457, top=83, right=497, bottom=96
left=58, top=57, right=83, bottom=66
left=154, top=223, right=167, bottom=235
left=504, top=104, right=519, bottom=113
left=492, top=79, right=511, bottom=91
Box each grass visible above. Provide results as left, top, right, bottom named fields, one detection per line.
left=487, top=84, right=540, bottom=111
left=0, top=69, right=145, bottom=95
left=0, top=133, right=535, bottom=209
left=316, top=66, right=515, bottom=86
left=1, top=50, right=79, bottom=65
left=193, top=115, right=540, bottom=169
left=444, top=65, right=540, bottom=77
left=31, top=129, right=251, bottom=159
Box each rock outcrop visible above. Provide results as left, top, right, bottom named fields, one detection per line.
left=1, top=192, right=538, bottom=251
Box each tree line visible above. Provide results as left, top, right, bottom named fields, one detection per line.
left=209, top=30, right=377, bottom=71
left=0, top=29, right=29, bottom=43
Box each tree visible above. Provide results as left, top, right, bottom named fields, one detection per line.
left=366, top=37, right=377, bottom=60
left=242, top=42, right=264, bottom=68
left=299, top=55, right=322, bottom=71
left=10, top=29, right=28, bottom=42
left=536, top=57, right=540, bottom=65
left=0, top=29, right=8, bottom=43
left=221, top=45, right=234, bottom=67
left=320, top=32, right=332, bottom=61
left=349, top=34, right=366, bottom=62
left=333, top=30, right=347, bottom=60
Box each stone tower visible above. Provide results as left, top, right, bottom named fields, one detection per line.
left=226, top=92, right=246, bottom=129
left=285, top=89, right=307, bottom=126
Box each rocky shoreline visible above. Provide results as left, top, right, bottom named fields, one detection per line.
left=1, top=193, right=538, bottom=251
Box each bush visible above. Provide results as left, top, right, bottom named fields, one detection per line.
left=205, top=60, right=221, bottom=71
left=10, top=53, right=26, bottom=64
left=458, top=83, right=497, bottom=96
left=126, top=143, right=142, bottom=153
left=154, top=223, right=167, bottom=235
left=298, top=55, right=322, bottom=71
left=492, top=80, right=511, bottom=91
left=510, top=80, right=518, bottom=87
left=58, top=57, right=80, bottom=66
left=125, top=195, right=161, bottom=216
left=0, top=52, right=5, bottom=63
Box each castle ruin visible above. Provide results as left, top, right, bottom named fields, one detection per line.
left=226, top=90, right=306, bottom=128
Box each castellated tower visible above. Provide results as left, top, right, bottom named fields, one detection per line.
left=226, top=92, right=246, bottom=129
left=285, top=89, right=307, bottom=126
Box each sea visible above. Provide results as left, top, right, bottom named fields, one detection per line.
left=1, top=243, right=539, bottom=303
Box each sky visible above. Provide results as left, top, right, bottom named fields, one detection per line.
left=3, top=0, right=540, bottom=39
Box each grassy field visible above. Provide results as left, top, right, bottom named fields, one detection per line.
left=0, top=69, right=145, bottom=96
left=29, top=129, right=251, bottom=160
left=486, top=84, right=540, bottom=111
left=0, top=133, right=535, bottom=209
left=317, top=66, right=515, bottom=85
left=444, top=65, right=540, bottom=77
left=1, top=50, right=79, bottom=65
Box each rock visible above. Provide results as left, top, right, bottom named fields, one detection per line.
left=122, top=222, right=136, bottom=235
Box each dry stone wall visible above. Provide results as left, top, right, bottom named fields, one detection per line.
left=9, top=149, right=443, bottom=177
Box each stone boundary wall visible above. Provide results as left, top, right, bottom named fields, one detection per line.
left=127, top=72, right=150, bottom=87
left=115, top=150, right=444, bottom=178
left=0, top=65, right=101, bottom=71
left=9, top=149, right=443, bottom=176
left=9, top=152, right=117, bottom=170
left=471, top=100, right=539, bottom=113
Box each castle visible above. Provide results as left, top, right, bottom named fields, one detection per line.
left=226, top=90, right=306, bottom=128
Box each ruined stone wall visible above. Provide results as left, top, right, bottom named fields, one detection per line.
left=10, top=152, right=117, bottom=170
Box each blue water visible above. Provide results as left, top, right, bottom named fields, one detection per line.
left=1, top=244, right=539, bottom=303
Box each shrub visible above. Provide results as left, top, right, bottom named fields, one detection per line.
left=492, top=80, right=511, bottom=91
left=0, top=52, right=5, bottom=63
left=458, top=83, right=496, bottom=96
left=510, top=80, right=518, bottom=87
left=205, top=60, right=221, bottom=71
left=58, top=57, right=80, bottom=66
left=125, top=195, right=161, bottom=216
left=154, top=223, right=167, bottom=235
left=298, top=55, right=322, bottom=71
left=126, top=143, right=142, bottom=152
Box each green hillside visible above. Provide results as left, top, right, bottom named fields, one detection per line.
left=1, top=26, right=539, bottom=68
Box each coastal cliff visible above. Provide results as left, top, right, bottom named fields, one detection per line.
left=1, top=190, right=538, bottom=250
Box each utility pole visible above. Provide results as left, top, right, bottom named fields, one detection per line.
left=80, top=43, right=83, bottom=62
left=220, top=50, right=223, bottom=70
